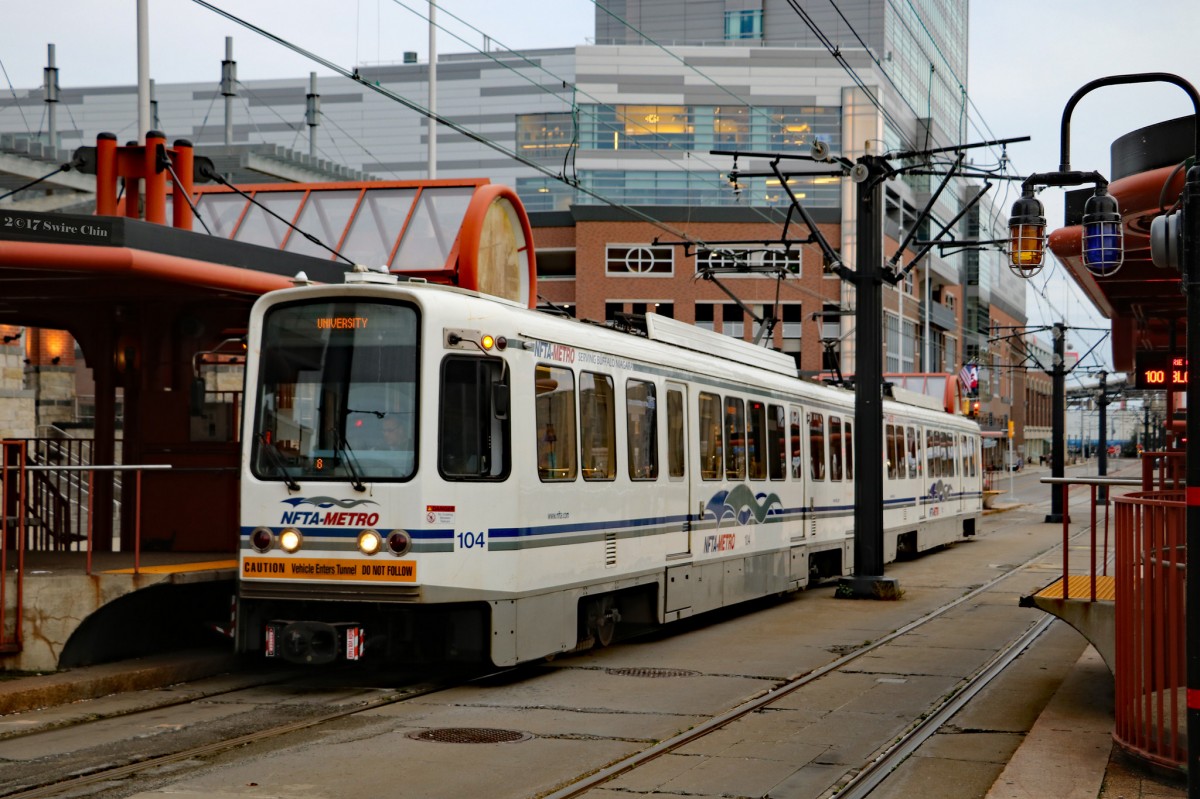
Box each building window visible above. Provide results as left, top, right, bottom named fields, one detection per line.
left=821, top=302, right=842, bottom=372
left=724, top=9, right=762, bottom=40
left=722, top=303, right=744, bottom=339
left=902, top=319, right=916, bottom=372
left=781, top=304, right=803, bottom=341
left=885, top=313, right=901, bottom=373
left=516, top=177, right=574, bottom=212
left=695, top=303, right=715, bottom=331
left=696, top=246, right=800, bottom=275
left=516, top=112, right=574, bottom=157
left=606, top=244, right=673, bottom=275
left=578, top=104, right=839, bottom=159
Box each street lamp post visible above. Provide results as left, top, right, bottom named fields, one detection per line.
left=1096, top=371, right=1109, bottom=504
left=1007, top=72, right=1200, bottom=797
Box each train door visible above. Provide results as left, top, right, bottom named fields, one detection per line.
left=664, top=381, right=690, bottom=555
left=915, top=425, right=927, bottom=520
left=958, top=433, right=969, bottom=513
left=789, top=406, right=806, bottom=539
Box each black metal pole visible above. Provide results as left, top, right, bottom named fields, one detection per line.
left=1097, top=372, right=1108, bottom=504
left=1181, top=161, right=1200, bottom=798
left=1144, top=404, right=1151, bottom=451
left=1047, top=322, right=1066, bottom=523
left=839, top=156, right=899, bottom=599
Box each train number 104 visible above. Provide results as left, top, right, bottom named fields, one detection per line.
left=457, top=531, right=486, bottom=549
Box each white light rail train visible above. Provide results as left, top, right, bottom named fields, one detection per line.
left=237, top=269, right=982, bottom=665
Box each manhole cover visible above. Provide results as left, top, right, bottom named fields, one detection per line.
left=407, top=728, right=532, bottom=744
left=605, top=667, right=700, bottom=678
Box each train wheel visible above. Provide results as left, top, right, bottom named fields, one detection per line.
left=586, top=596, right=620, bottom=647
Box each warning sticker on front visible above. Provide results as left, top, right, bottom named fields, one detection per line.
left=242, top=557, right=416, bottom=582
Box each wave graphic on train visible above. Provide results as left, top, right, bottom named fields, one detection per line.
left=705, top=485, right=783, bottom=527
left=927, top=481, right=954, bottom=502
left=281, top=496, right=379, bottom=509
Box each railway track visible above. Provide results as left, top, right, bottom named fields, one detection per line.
left=0, top=669, right=475, bottom=799
left=537, top=524, right=1081, bottom=799
left=0, top=465, right=1124, bottom=799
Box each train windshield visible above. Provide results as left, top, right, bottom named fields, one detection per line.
left=251, top=299, right=419, bottom=483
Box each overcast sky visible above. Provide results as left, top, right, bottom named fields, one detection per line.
left=3, top=0, right=1199, bottom=371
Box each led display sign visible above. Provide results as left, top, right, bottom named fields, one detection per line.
left=1134, top=352, right=1188, bottom=390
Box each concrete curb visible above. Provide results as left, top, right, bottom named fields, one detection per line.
left=984, top=646, right=1115, bottom=799
left=0, top=649, right=241, bottom=716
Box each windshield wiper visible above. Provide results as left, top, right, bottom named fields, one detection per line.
left=258, top=434, right=300, bottom=491
left=335, top=433, right=368, bottom=492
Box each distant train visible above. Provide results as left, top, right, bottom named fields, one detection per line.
left=236, top=267, right=982, bottom=665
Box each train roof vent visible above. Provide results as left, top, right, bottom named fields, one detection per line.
left=884, top=384, right=946, bottom=412
left=645, top=314, right=797, bottom=378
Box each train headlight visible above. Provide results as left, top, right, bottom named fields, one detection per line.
left=386, top=530, right=412, bottom=556
left=279, top=528, right=303, bottom=553
left=250, top=527, right=274, bottom=553
left=357, top=529, right=382, bottom=556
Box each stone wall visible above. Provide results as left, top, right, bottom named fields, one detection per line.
left=0, top=346, right=34, bottom=439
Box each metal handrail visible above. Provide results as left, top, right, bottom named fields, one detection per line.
left=1040, top=476, right=1142, bottom=600
left=18, top=463, right=171, bottom=574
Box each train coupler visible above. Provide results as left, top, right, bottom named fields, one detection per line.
left=264, top=620, right=365, bottom=664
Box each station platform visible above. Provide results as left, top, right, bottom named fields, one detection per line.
left=3, top=551, right=236, bottom=673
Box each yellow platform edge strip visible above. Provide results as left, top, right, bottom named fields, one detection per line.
left=1035, top=574, right=1117, bottom=602
left=101, top=560, right=238, bottom=575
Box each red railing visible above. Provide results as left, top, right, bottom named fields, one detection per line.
left=1, top=441, right=27, bottom=654
left=1042, top=476, right=1141, bottom=600
left=1113, top=489, right=1187, bottom=773
left=1141, top=450, right=1185, bottom=491
left=1, top=441, right=173, bottom=655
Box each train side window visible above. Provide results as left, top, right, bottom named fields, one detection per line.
left=844, top=420, right=853, bottom=480
left=747, top=400, right=767, bottom=480
left=627, top=379, right=658, bottom=480
left=969, top=436, right=978, bottom=477
left=885, top=424, right=898, bottom=479
left=907, top=426, right=920, bottom=478
left=667, top=388, right=686, bottom=478
left=829, top=416, right=843, bottom=481
left=535, top=363, right=577, bottom=481
left=439, top=356, right=509, bottom=480
left=579, top=371, right=615, bottom=481
left=768, top=404, right=786, bottom=480
left=960, top=434, right=970, bottom=477
left=725, top=397, right=746, bottom=480
left=789, top=407, right=803, bottom=479
left=808, top=411, right=825, bottom=481
left=947, top=431, right=958, bottom=477
left=699, top=392, right=723, bottom=480
left=926, top=429, right=938, bottom=479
